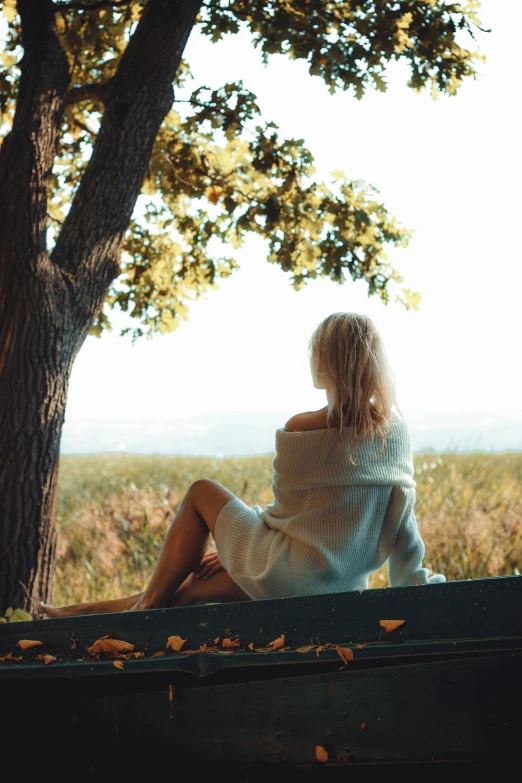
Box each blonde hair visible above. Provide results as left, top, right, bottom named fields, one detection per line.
left=309, top=313, right=397, bottom=456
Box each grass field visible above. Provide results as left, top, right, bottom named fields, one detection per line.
left=54, top=452, right=522, bottom=606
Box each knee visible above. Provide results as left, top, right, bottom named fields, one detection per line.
left=186, top=479, right=217, bottom=508
left=189, top=479, right=215, bottom=497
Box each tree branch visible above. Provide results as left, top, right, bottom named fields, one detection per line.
left=0, top=0, right=69, bottom=274
left=51, top=0, right=203, bottom=328
left=64, top=83, right=106, bottom=107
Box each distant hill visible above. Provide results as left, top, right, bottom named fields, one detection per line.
left=60, top=410, right=522, bottom=455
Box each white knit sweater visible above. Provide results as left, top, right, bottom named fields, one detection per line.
left=214, top=422, right=445, bottom=600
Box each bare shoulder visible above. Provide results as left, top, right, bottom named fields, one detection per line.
left=284, top=408, right=328, bottom=432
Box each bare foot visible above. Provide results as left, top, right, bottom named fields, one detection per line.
left=38, top=602, right=76, bottom=618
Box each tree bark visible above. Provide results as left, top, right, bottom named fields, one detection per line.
left=0, top=0, right=202, bottom=614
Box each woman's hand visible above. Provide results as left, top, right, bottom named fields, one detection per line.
left=194, top=551, right=224, bottom=580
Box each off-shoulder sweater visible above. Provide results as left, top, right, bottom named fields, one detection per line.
left=214, top=422, right=445, bottom=600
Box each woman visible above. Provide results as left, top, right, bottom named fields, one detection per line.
left=40, top=312, right=444, bottom=618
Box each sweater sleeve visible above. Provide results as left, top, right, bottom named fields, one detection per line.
left=388, top=508, right=446, bottom=587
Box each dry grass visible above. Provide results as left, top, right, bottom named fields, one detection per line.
left=54, top=452, right=522, bottom=605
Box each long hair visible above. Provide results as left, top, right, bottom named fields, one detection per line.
left=309, top=313, right=397, bottom=457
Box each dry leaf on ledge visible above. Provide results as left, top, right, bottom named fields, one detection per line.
left=335, top=646, right=354, bottom=665
left=0, top=653, right=23, bottom=663
left=166, top=635, right=186, bottom=652
left=35, top=654, right=56, bottom=665
left=17, top=640, right=43, bottom=650
left=222, top=637, right=240, bottom=649
left=315, top=745, right=328, bottom=763
left=87, top=638, right=135, bottom=656
left=356, top=643, right=367, bottom=649
left=379, top=620, right=405, bottom=633
left=268, top=634, right=285, bottom=650
left=112, top=660, right=124, bottom=670
left=296, top=644, right=316, bottom=654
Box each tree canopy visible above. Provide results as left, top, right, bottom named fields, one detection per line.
left=0, top=0, right=484, bottom=337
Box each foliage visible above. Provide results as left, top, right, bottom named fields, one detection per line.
left=54, top=451, right=522, bottom=605
left=0, top=0, right=485, bottom=337
left=0, top=607, right=33, bottom=623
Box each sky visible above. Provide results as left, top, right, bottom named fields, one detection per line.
left=64, top=0, right=522, bottom=428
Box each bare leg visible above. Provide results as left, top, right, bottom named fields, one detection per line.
left=134, top=479, right=235, bottom=610
left=169, top=570, right=250, bottom=607
left=38, top=592, right=143, bottom=619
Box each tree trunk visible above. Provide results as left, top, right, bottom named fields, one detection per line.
left=0, top=0, right=203, bottom=615
left=0, top=264, right=75, bottom=615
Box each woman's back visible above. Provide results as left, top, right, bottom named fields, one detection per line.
left=214, top=421, right=445, bottom=599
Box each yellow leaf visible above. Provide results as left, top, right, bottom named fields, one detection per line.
left=112, top=660, right=124, bottom=670
left=87, top=638, right=135, bottom=656
left=222, top=637, right=240, bottom=649
left=17, top=640, right=43, bottom=650
left=335, top=646, right=354, bottom=665
left=2, top=0, right=17, bottom=23
left=356, top=643, right=367, bottom=649
left=316, top=745, right=328, bottom=763
left=213, top=637, right=220, bottom=645
left=296, top=645, right=316, bottom=654
left=0, top=652, right=22, bottom=662
left=35, top=654, right=57, bottom=665
left=268, top=634, right=285, bottom=650
left=379, top=620, right=405, bottom=633
left=153, top=650, right=165, bottom=657
left=166, top=635, right=186, bottom=652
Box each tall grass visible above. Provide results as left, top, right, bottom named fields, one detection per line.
left=54, top=452, right=522, bottom=605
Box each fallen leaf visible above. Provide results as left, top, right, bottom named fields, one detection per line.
left=356, top=643, right=367, bottom=649
left=296, top=644, right=316, bottom=654
left=248, top=642, right=255, bottom=651
left=316, top=745, right=328, bottom=763
left=199, top=644, right=207, bottom=653
left=316, top=645, right=328, bottom=657
left=17, top=639, right=43, bottom=650
left=213, top=637, right=220, bottom=645
left=336, top=646, right=354, bottom=665
left=112, top=660, right=124, bottom=670
left=251, top=647, right=273, bottom=653
left=87, top=638, right=135, bottom=656
left=222, top=637, right=240, bottom=649
left=379, top=620, right=405, bottom=633
left=35, top=654, right=57, bottom=665
left=132, top=651, right=144, bottom=659
left=180, top=649, right=197, bottom=655
left=215, top=650, right=234, bottom=655
left=166, top=635, right=186, bottom=652
left=153, top=650, right=165, bottom=657
left=268, top=634, right=285, bottom=650
left=0, top=653, right=23, bottom=663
